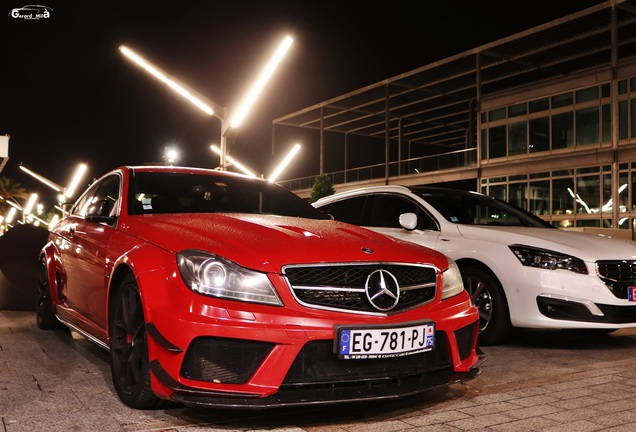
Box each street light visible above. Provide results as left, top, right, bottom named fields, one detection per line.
left=23, top=193, right=38, bottom=216
left=210, top=145, right=257, bottom=177
left=230, top=35, right=293, bottom=128
left=5, top=207, right=17, bottom=224
left=19, top=163, right=88, bottom=214
left=65, top=163, right=87, bottom=198
left=119, top=35, right=293, bottom=171
left=19, top=165, right=62, bottom=193
left=165, top=148, right=179, bottom=166
left=268, top=143, right=301, bottom=182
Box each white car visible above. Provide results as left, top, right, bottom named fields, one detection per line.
left=314, top=185, right=636, bottom=345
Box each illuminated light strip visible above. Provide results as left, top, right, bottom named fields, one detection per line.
left=230, top=36, right=293, bottom=128
left=19, top=165, right=62, bottom=192
left=119, top=46, right=214, bottom=116
left=210, top=145, right=257, bottom=178
left=65, top=163, right=87, bottom=198
left=24, top=193, right=38, bottom=215
left=269, top=143, right=301, bottom=182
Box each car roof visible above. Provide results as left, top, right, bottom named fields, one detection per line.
left=314, top=185, right=486, bottom=204
left=110, top=165, right=262, bottom=181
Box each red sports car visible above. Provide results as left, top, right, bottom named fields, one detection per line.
left=37, top=166, right=482, bottom=409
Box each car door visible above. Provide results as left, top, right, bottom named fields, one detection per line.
left=320, top=193, right=442, bottom=250
left=57, top=174, right=121, bottom=329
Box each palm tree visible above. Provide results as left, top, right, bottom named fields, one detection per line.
left=0, top=176, right=29, bottom=209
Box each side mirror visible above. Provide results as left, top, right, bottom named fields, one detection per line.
left=399, top=212, right=418, bottom=231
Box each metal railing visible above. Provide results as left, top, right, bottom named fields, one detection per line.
left=278, top=148, right=477, bottom=191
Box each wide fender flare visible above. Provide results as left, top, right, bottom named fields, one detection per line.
left=107, top=243, right=176, bottom=325
left=39, top=240, right=64, bottom=303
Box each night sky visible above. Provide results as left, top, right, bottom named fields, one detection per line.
left=1, top=1, right=607, bottom=207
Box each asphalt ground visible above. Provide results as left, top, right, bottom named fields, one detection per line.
left=3, top=308, right=636, bottom=432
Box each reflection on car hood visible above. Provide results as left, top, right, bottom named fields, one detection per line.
left=126, top=213, right=448, bottom=272
left=455, top=225, right=636, bottom=260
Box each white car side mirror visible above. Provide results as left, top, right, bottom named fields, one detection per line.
left=399, top=212, right=418, bottom=231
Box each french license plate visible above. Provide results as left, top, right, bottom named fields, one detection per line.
left=629, top=286, right=636, bottom=302
left=335, top=322, right=435, bottom=359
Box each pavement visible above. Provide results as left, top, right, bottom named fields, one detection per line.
left=3, top=309, right=636, bottom=432
left=3, top=225, right=636, bottom=431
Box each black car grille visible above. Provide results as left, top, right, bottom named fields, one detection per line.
left=284, top=263, right=437, bottom=314
left=180, top=337, right=274, bottom=384
left=596, top=260, right=636, bottom=299
left=282, top=332, right=451, bottom=387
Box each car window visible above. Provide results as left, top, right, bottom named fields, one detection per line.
left=416, top=190, right=553, bottom=227
left=320, top=196, right=366, bottom=225
left=367, top=195, right=437, bottom=230
left=128, top=171, right=329, bottom=219
left=71, top=174, right=120, bottom=218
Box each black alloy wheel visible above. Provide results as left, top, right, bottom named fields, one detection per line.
left=36, top=257, right=63, bottom=330
left=110, top=274, right=162, bottom=408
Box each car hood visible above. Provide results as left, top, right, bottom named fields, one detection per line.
left=455, top=225, right=636, bottom=261
left=125, top=213, right=447, bottom=273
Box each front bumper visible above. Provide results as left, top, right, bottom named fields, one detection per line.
left=138, top=270, right=481, bottom=408
left=147, top=323, right=483, bottom=409
left=537, top=293, right=636, bottom=324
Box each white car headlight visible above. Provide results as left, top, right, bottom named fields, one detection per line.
left=441, top=258, right=465, bottom=299
left=509, top=244, right=588, bottom=274
left=177, top=250, right=283, bottom=306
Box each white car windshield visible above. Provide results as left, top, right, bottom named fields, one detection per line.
left=413, top=189, right=554, bottom=228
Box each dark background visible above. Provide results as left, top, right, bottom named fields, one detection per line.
left=0, top=1, right=606, bottom=207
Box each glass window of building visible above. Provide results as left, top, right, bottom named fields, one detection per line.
left=488, top=126, right=507, bottom=158
left=529, top=117, right=550, bottom=153
left=552, top=177, right=575, bottom=215
left=529, top=179, right=550, bottom=215
left=552, top=112, right=574, bottom=149
left=631, top=99, right=636, bottom=139
left=602, top=104, right=611, bottom=143
left=575, top=107, right=600, bottom=146
left=630, top=171, right=636, bottom=211
left=529, top=98, right=549, bottom=113
left=575, top=86, right=599, bottom=103
left=552, top=92, right=573, bottom=108
left=509, top=183, right=528, bottom=210
left=489, top=107, right=506, bottom=122
left=576, top=175, right=600, bottom=214
left=619, top=172, right=629, bottom=213
left=508, top=103, right=527, bottom=118
left=508, top=121, right=527, bottom=155
left=619, top=100, right=629, bottom=139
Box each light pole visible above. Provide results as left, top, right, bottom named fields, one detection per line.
left=119, top=35, right=293, bottom=171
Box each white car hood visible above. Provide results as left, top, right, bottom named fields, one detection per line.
left=455, top=225, right=636, bottom=261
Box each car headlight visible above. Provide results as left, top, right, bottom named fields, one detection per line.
left=509, top=244, right=588, bottom=274
left=177, top=250, right=283, bottom=306
left=441, top=258, right=465, bottom=299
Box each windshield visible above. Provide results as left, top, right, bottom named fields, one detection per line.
left=413, top=189, right=554, bottom=228
left=128, top=171, right=329, bottom=220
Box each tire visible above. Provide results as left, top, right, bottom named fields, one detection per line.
left=109, top=274, right=163, bottom=409
left=461, top=264, right=511, bottom=345
left=36, top=257, right=63, bottom=330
